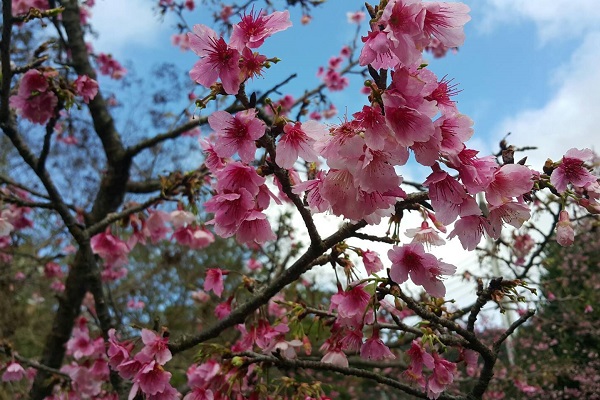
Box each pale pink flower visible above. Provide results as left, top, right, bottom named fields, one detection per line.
left=66, top=326, right=97, bottom=360
left=362, top=250, right=384, bottom=275
left=405, top=221, right=446, bottom=247
left=487, top=202, right=530, bottom=239
left=347, top=10, right=366, bottom=24
left=275, top=121, right=320, bottom=168
left=584, top=304, right=593, bottom=313
left=209, top=109, right=265, bottom=163
left=230, top=10, right=292, bottom=51
left=204, top=268, right=225, bottom=297
left=485, top=164, right=533, bottom=207
left=321, top=349, right=348, bottom=367
left=550, top=148, right=597, bottom=193
left=388, top=242, right=455, bottom=297
left=172, top=226, right=215, bottom=249
left=188, top=24, right=241, bottom=94
left=140, top=329, right=172, bottom=365
left=73, top=75, right=99, bottom=103
left=214, top=297, right=232, bottom=319
left=436, top=114, right=474, bottom=156
left=292, top=171, right=330, bottom=213
left=0, top=217, right=14, bottom=237
left=359, top=30, right=400, bottom=70
left=556, top=210, right=574, bottom=247
left=423, top=2, right=471, bottom=48
left=448, top=215, right=490, bottom=251
left=236, top=210, right=276, bottom=245
left=360, top=331, right=395, bottom=361
left=2, top=361, right=26, bottom=382
left=145, top=210, right=171, bottom=243
left=191, top=289, right=210, bottom=303
left=171, top=33, right=191, bottom=51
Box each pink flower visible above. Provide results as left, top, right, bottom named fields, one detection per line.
left=74, top=75, right=99, bottom=103
left=204, top=268, right=225, bottom=297
left=188, top=24, right=241, bottom=94
left=90, top=229, right=130, bottom=268
left=236, top=210, right=276, bottom=245
left=214, top=297, right=233, bottom=319
left=172, top=226, right=215, bottom=249
left=145, top=210, right=171, bottom=243
left=556, top=210, right=574, bottom=247
left=485, top=164, right=533, bottom=207
left=96, top=53, right=127, bottom=79
left=132, top=360, right=172, bottom=396
left=230, top=10, right=292, bottom=51
left=215, top=162, right=265, bottom=197
left=405, top=221, right=446, bottom=247
left=362, top=250, right=384, bottom=275
left=204, top=189, right=254, bottom=238
left=423, top=2, right=471, bottom=48
left=448, top=215, right=490, bottom=251
left=107, top=328, right=133, bottom=369
left=321, top=349, right=348, bottom=367
left=12, top=0, right=48, bottom=15
left=2, top=361, right=26, bottom=382
left=550, top=148, right=597, bottom=193
left=388, top=243, right=456, bottom=297
left=140, top=329, right=172, bottom=365
left=275, top=121, right=321, bottom=168
left=0, top=216, right=13, bottom=237
left=347, top=11, right=366, bottom=24
left=9, top=69, right=57, bottom=125
left=427, top=352, right=457, bottom=399
left=360, top=331, right=395, bottom=361
left=209, top=109, right=265, bottom=163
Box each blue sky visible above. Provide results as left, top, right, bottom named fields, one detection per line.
left=90, top=0, right=600, bottom=169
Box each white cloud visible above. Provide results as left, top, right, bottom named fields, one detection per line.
left=89, top=0, right=173, bottom=57
left=491, top=32, right=600, bottom=166
left=477, top=0, right=600, bottom=42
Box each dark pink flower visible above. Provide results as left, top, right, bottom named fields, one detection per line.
left=230, top=10, right=292, bottom=51
left=485, top=164, right=533, bottom=207
left=360, top=331, right=395, bottom=361
left=276, top=121, right=321, bottom=168
left=140, top=329, right=172, bottom=365
left=74, top=75, right=99, bottom=103
left=214, top=297, right=233, bottom=320
left=132, top=360, right=172, bottom=396
left=209, top=109, right=265, bottom=163
left=550, top=148, right=597, bottom=193
left=188, top=24, right=241, bottom=94
left=9, top=69, right=57, bottom=125
left=204, top=268, right=225, bottom=297
left=388, top=242, right=455, bottom=297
